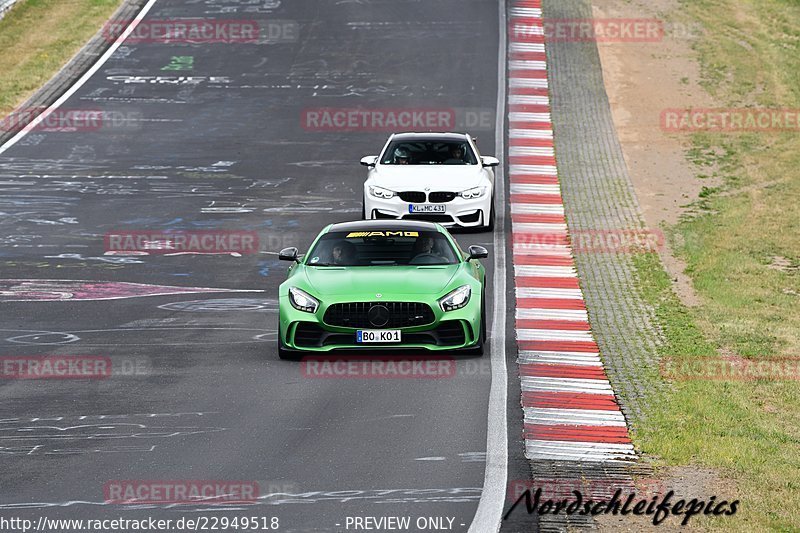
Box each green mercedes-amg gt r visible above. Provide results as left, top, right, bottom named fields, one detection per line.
left=277, top=220, right=488, bottom=359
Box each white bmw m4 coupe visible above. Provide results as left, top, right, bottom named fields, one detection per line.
left=361, top=132, right=500, bottom=231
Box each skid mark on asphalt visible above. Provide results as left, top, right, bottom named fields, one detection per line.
left=0, top=279, right=261, bottom=302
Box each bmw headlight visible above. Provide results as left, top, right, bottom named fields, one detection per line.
left=439, top=285, right=471, bottom=312
left=289, top=287, right=319, bottom=313
left=369, top=185, right=396, bottom=199
left=459, top=187, right=486, bottom=199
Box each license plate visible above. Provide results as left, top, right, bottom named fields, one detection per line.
left=356, top=330, right=401, bottom=343
left=409, top=203, right=446, bottom=213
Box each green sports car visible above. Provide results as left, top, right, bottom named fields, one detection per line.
left=277, top=220, right=488, bottom=359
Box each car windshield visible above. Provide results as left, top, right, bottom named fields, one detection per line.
left=306, top=230, right=460, bottom=266
left=381, top=140, right=478, bottom=165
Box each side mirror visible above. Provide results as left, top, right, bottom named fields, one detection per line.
left=278, top=247, right=299, bottom=262
left=360, top=156, right=378, bottom=167
left=481, top=156, right=500, bottom=167
left=468, top=245, right=489, bottom=260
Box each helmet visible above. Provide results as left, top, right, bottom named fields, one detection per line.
left=393, top=147, right=411, bottom=163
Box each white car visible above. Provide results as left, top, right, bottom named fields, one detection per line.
left=361, top=132, right=500, bottom=231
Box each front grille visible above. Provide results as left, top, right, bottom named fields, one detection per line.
left=398, top=191, right=426, bottom=203
left=324, top=302, right=435, bottom=328
left=404, top=214, right=453, bottom=223
left=429, top=191, right=456, bottom=203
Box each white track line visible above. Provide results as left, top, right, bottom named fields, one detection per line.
left=509, top=184, right=561, bottom=195
left=466, top=1, right=508, bottom=530
left=515, top=288, right=584, bottom=299
left=525, top=441, right=636, bottom=462
left=521, top=377, right=613, bottom=394
left=509, top=146, right=555, bottom=156
left=520, top=350, right=600, bottom=359
left=524, top=408, right=628, bottom=426
left=514, top=266, right=577, bottom=277
left=516, top=329, right=595, bottom=342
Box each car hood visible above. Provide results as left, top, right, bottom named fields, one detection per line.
left=370, top=165, right=485, bottom=191
left=301, top=264, right=462, bottom=297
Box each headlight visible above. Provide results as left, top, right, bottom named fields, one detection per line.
left=459, top=187, right=486, bottom=199
left=439, top=285, right=471, bottom=312
left=288, top=287, right=319, bottom=313
left=368, top=185, right=396, bottom=199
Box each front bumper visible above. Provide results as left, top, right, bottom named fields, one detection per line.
left=279, top=298, right=482, bottom=352
left=363, top=193, right=491, bottom=228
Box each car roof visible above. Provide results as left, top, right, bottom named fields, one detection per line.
left=327, top=220, right=443, bottom=233
left=390, top=132, right=470, bottom=141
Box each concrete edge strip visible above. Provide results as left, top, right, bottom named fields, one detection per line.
left=507, top=0, right=636, bottom=463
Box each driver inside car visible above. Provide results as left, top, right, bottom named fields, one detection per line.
left=331, top=240, right=357, bottom=265
left=443, top=144, right=466, bottom=165
left=393, top=147, right=411, bottom=164
left=409, top=236, right=443, bottom=264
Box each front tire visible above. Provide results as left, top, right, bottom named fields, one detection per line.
left=278, top=337, right=300, bottom=361
left=485, top=196, right=495, bottom=232
left=465, top=293, right=486, bottom=356
left=361, top=197, right=366, bottom=219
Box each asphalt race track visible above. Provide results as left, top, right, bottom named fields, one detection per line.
left=0, top=1, right=527, bottom=532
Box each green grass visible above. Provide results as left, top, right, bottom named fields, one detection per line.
left=634, top=249, right=800, bottom=531
left=0, top=0, right=124, bottom=117
left=631, top=0, right=800, bottom=529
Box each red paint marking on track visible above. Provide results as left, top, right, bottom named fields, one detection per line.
left=515, top=277, right=580, bottom=289
left=509, top=122, right=554, bottom=131
left=516, top=298, right=586, bottom=310
left=509, top=87, right=551, bottom=97
left=521, top=391, right=620, bottom=410
left=511, top=213, right=566, bottom=224
left=510, top=175, right=560, bottom=185
left=524, top=424, right=632, bottom=444
left=509, top=155, right=557, bottom=165
left=513, top=254, right=575, bottom=266
left=509, top=50, right=547, bottom=60
left=508, top=138, right=554, bottom=148
left=513, top=233, right=570, bottom=245
left=518, top=340, right=599, bottom=352
left=516, top=319, right=590, bottom=330
left=509, top=70, right=549, bottom=79
left=509, top=104, right=551, bottom=113
left=520, top=363, right=608, bottom=380
left=510, top=194, right=563, bottom=205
